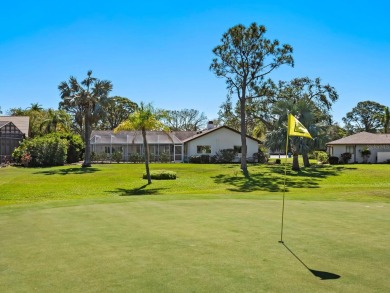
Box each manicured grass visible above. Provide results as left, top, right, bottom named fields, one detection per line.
left=0, top=163, right=389, bottom=292
left=0, top=199, right=389, bottom=292
left=0, top=163, right=389, bottom=205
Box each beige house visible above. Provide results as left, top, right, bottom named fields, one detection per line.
left=90, top=124, right=261, bottom=163
left=326, top=132, right=390, bottom=163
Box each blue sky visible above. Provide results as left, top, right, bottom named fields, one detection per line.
left=1, top=0, right=389, bottom=124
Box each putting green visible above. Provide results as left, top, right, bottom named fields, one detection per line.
left=1, top=199, right=389, bottom=292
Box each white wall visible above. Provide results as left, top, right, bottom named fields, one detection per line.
left=185, top=127, right=259, bottom=158
left=377, top=152, right=390, bottom=163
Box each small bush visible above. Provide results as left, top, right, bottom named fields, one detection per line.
left=143, top=170, right=176, bottom=180
left=340, top=152, right=352, bottom=164
left=275, top=159, right=281, bottom=164
left=129, top=153, right=145, bottom=163
left=112, top=151, right=123, bottom=163
left=200, top=155, right=210, bottom=163
left=160, top=152, right=170, bottom=163
left=253, top=151, right=268, bottom=164
left=213, top=149, right=237, bottom=163
left=329, top=156, right=339, bottom=165
left=189, top=156, right=201, bottom=163
left=313, top=151, right=329, bottom=164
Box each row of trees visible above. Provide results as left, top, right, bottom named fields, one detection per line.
left=4, top=22, right=389, bottom=178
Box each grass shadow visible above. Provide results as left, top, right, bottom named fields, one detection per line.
left=212, top=165, right=349, bottom=193
left=280, top=242, right=341, bottom=280
left=108, top=184, right=167, bottom=196
left=33, top=167, right=101, bottom=175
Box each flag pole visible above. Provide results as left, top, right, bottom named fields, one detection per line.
left=279, top=113, right=290, bottom=243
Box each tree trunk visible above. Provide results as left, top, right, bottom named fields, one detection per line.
left=142, top=128, right=152, bottom=184
left=302, top=152, right=311, bottom=167
left=82, top=110, right=92, bottom=167
left=240, top=97, right=248, bottom=177
left=292, top=151, right=300, bottom=171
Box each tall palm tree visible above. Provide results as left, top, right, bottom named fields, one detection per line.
left=58, top=70, right=112, bottom=167
left=114, top=103, right=166, bottom=184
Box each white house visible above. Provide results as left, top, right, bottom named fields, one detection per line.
left=326, top=132, right=390, bottom=163
left=90, top=124, right=261, bottom=163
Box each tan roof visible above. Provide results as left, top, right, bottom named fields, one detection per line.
left=326, top=132, right=390, bottom=145
left=0, top=116, right=30, bottom=137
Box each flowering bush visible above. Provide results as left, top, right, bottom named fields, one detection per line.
left=21, top=152, right=31, bottom=167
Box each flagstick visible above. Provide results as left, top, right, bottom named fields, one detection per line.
left=279, top=117, right=290, bottom=244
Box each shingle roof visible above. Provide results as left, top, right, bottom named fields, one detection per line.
left=91, top=130, right=183, bottom=144
left=91, top=126, right=263, bottom=145
left=326, top=132, right=390, bottom=145
left=0, top=121, right=9, bottom=128
left=0, top=116, right=30, bottom=137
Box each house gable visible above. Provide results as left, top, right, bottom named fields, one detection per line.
left=184, top=126, right=260, bottom=158
left=0, top=116, right=30, bottom=137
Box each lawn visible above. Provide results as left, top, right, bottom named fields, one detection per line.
left=0, top=163, right=389, bottom=205
left=0, top=163, right=389, bottom=292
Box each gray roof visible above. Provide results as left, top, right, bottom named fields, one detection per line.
left=91, top=130, right=183, bottom=144
left=326, top=132, right=390, bottom=145
left=91, top=126, right=263, bottom=145
left=0, top=116, right=30, bottom=137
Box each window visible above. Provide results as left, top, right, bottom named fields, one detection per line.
left=105, top=146, right=111, bottom=154
left=346, top=146, right=354, bottom=153
left=197, top=145, right=211, bottom=154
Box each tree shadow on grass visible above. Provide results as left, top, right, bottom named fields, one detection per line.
left=280, top=241, right=341, bottom=280
left=108, top=184, right=167, bottom=196
left=212, top=165, right=351, bottom=193
left=33, top=167, right=101, bottom=175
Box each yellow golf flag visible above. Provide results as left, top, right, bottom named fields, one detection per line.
left=288, top=114, right=313, bottom=139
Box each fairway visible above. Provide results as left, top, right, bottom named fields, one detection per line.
left=1, top=199, right=389, bottom=292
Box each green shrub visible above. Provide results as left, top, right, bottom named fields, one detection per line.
left=12, top=134, right=68, bottom=167
left=253, top=151, right=268, bottom=164
left=112, top=151, right=123, bottom=163
left=200, top=155, right=210, bottom=163
left=160, top=152, right=170, bottom=163
left=340, top=152, right=352, bottom=164
left=129, top=153, right=144, bottom=163
left=213, top=149, right=237, bottom=163
left=313, top=151, right=329, bottom=163
left=275, top=159, right=281, bottom=164
left=189, top=155, right=210, bottom=163
left=143, top=170, right=176, bottom=180
left=189, top=156, right=201, bottom=163
left=329, top=156, right=339, bottom=165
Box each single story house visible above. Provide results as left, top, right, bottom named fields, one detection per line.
left=0, top=116, right=29, bottom=163
left=326, top=132, right=390, bottom=163
left=90, top=123, right=261, bottom=163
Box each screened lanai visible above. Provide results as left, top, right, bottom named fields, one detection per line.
left=90, top=130, right=188, bottom=162
left=0, top=122, right=25, bottom=163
